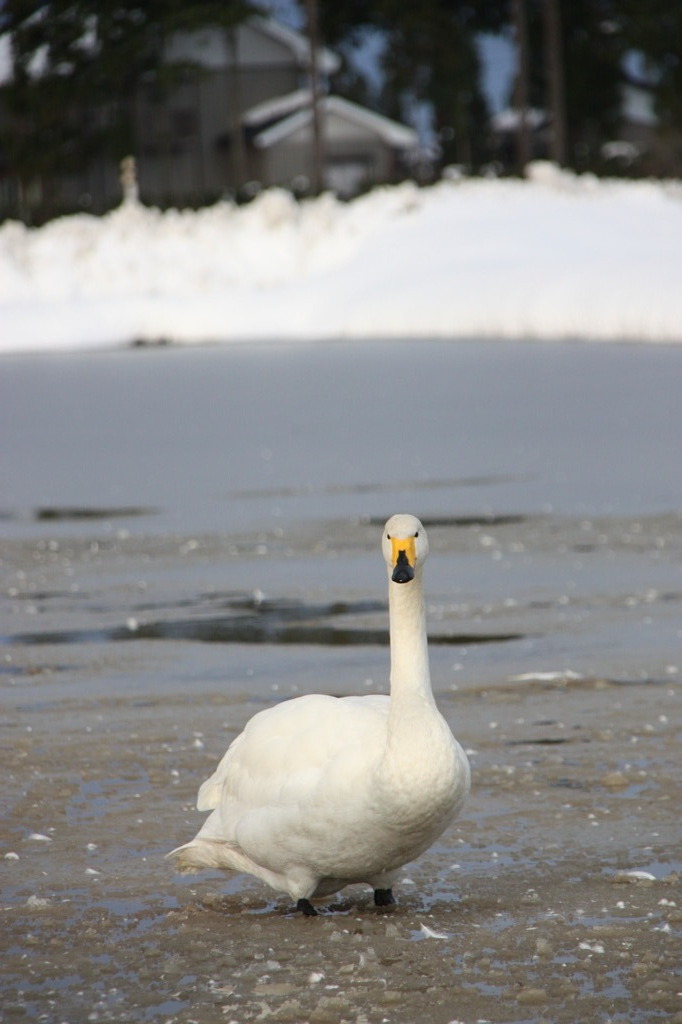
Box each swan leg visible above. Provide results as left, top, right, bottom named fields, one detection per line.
left=296, top=898, right=318, bottom=917
left=373, top=888, right=396, bottom=907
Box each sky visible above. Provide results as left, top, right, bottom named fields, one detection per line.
left=259, top=1, right=517, bottom=116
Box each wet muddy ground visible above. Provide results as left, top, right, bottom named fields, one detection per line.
left=2, top=515, right=680, bottom=1024
left=1, top=341, right=681, bottom=1022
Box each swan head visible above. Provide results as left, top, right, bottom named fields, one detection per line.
left=382, top=514, right=428, bottom=584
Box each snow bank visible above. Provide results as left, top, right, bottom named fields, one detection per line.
left=1, top=163, right=681, bottom=354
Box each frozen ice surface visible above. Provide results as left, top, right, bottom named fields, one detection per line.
left=1, top=336, right=680, bottom=1024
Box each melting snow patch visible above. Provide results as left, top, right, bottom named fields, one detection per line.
left=26, top=895, right=51, bottom=909
left=579, top=941, right=605, bottom=954
left=614, top=869, right=657, bottom=882
left=420, top=922, right=449, bottom=940
left=510, top=670, right=584, bottom=682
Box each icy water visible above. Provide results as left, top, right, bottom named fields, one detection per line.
left=1, top=339, right=681, bottom=1024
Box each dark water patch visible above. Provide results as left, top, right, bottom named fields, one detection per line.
left=3, top=618, right=526, bottom=649
left=230, top=473, right=531, bottom=501
left=7, top=589, right=88, bottom=604
left=368, top=513, right=533, bottom=529
left=505, top=737, right=572, bottom=746
left=212, top=594, right=387, bottom=618
left=12, top=699, right=80, bottom=713
left=0, top=662, right=75, bottom=678
left=33, top=505, right=158, bottom=522
left=2, top=593, right=525, bottom=648
left=424, top=514, right=530, bottom=528
left=1, top=627, right=127, bottom=646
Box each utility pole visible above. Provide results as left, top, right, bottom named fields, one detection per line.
left=543, top=0, right=566, bottom=165
left=226, top=27, right=248, bottom=190
left=512, top=0, right=531, bottom=173
left=305, top=0, right=325, bottom=194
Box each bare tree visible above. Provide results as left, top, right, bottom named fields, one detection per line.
left=543, top=0, right=566, bottom=164
left=512, top=0, right=531, bottom=172
left=305, top=0, right=325, bottom=194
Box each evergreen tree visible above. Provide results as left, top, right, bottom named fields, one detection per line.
left=523, top=0, right=625, bottom=171
left=317, top=0, right=507, bottom=171
left=316, top=0, right=681, bottom=174
left=619, top=0, right=682, bottom=130
left=0, top=0, right=257, bottom=215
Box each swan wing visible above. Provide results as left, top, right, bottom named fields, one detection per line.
left=197, top=692, right=389, bottom=818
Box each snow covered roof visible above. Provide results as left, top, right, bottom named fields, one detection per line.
left=251, top=94, right=419, bottom=151
left=0, top=33, right=11, bottom=85
left=242, top=89, right=312, bottom=129
left=491, top=108, right=547, bottom=132
left=0, top=24, right=55, bottom=84
left=0, top=15, right=340, bottom=86
left=163, top=16, right=339, bottom=75
left=621, top=84, right=657, bottom=127
left=249, top=16, right=340, bottom=75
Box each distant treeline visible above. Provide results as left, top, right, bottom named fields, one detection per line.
left=1, top=0, right=680, bottom=195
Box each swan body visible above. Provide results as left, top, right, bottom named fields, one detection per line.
left=168, top=514, right=470, bottom=912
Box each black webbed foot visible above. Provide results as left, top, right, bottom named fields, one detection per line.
left=297, top=898, right=318, bottom=916
left=373, top=888, right=396, bottom=907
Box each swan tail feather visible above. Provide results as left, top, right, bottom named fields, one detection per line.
left=166, top=838, right=293, bottom=896
left=166, top=837, right=254, bottom=875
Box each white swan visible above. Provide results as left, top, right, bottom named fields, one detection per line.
left=167, top=514, right=470, bottom=915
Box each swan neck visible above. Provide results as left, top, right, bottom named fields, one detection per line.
left=388, top=572, right=432, bottom=702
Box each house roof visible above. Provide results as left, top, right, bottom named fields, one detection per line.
left=163, top=16, right=339, bottom=75
left=0, top=33, right=13, bottom=85
left=0, top=15, right=340, bottom=85
left=250, top=93, right=419, bottom=151
left=242, top=88, right=312, bottom=129
left=490, top=108, right=548, bottom=132
left=250, top=17, right=340, bottom=75
left=621, top=84, right=657, bottom=127
left=0, top=11, right=98, bottom=84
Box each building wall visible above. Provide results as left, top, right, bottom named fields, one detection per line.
left=257, top=115, right=398, bottom=194
left=133, top=64, right=301, bottom=203
left=164, top=22, right=303, bottom=71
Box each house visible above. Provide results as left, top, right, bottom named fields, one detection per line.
left=0, top=16, right=420, bottom=218
left=490, top=84, right=680, bottom=176
left=489, top=107, right=550, bottom=168
left=244, top=90, right=419, bottom=197
left=137, top=16, right=342, bottom=204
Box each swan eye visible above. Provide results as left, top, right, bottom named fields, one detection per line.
left=414, top=531, right=419, bottom=538
left=386, top=533, right=391, bottom=540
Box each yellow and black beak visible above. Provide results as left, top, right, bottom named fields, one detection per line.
left=390, top=536, right=416, bottom=584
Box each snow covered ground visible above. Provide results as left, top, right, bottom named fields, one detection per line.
left=1, top=162, right=681, bottom=354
